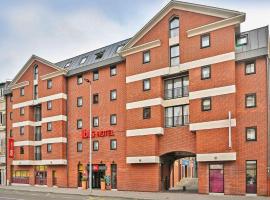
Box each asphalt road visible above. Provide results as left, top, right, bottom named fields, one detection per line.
left=0, top=189, right=136, bottom=200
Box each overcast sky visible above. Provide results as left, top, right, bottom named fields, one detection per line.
left=0, top=0, right=269, bottom=82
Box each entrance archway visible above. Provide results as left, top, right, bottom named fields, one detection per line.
left=160, top=151, right=197, bottom=193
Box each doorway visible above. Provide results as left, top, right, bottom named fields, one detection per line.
left=111, top=164, right=117, bottom=189
left=246, top=161, right=257, bottom=194
left=92, top=171, right=105, bottom=189
left=209, top=164, right=224, bottom=193
left=35, top=171, right=47, bottom=185
left=78, top=163, right=83, bottom=187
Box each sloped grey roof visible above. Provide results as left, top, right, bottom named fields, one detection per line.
left=236, top=26, right=269, bottom=61
left=55, top=38, right=130, bottom=75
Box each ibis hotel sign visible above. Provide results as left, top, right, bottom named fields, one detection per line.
left=81, top=129, right=114, bottom=139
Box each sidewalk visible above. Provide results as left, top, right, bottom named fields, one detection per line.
left=0, top=185, right=268, bottom=200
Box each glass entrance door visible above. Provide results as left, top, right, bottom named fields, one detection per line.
left=246, top=161, right=257, bottom=194
left=111, top=164, right=117, bottom=189
left=209, top=164, right=224, bottom=193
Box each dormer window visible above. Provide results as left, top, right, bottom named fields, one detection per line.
left=116, top=45, right=124, bottom=53
left=34, top=65, right=38, bottom=80
left=236, top=34, right=248, bottom=46
left=169, top=17, right=179, bottom=38
left=80, top=57, right=87, bottom=65
left=95, top=51, right=104, bottom=60
left=65, top=61, right=71, bottom=68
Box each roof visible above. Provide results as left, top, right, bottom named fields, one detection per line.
left=55, top=38, right=130, bottom=75
left=236, top=26, right=269, bottom=61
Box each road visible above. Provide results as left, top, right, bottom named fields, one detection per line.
left=0, top=189, right=135, bottom=200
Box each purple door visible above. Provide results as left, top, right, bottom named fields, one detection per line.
left=209, top=165, right=224, bottom=193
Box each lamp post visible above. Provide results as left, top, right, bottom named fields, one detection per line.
left=84, top=78, right=92, bottom=193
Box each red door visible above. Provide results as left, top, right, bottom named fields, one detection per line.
left=209, top=165, right=224, bottom=193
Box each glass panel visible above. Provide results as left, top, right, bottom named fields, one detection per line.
left=171, top=57, right=179, bottom=66
left=202, top=67, right=210, bottom=78
left=143, top=51, right=150, bottom=63
left=170, top=18, right=179, bottom=29
left=247, top=96, right=255, bottom=107
left=246, top=161, right=257, bottom=194
left=170, top=46, right=179, bottom=58
left=183, top=105, right=189, bottom=125
left=247, top=128, right=256, bottom=140
left=170, top=29, right=179, bottom=38
left=237, top=35, right=248, bottom=46
left=246, top=63, right=255, bottom=74
left=165, top=107, right=173, bottom=127
left=174, top=106, right=182, bottom=126
left=209, top=165, right=224, bottom=193
left=202, top=35, right=210, bottom=47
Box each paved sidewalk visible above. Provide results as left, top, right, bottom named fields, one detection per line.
left=0, top=185, right=268, bottom=200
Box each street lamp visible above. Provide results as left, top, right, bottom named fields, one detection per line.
left=84, top=78, right=92, bottom=193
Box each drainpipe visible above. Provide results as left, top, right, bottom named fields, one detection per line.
left=65, top=77, right=69, bottom=187
left=228, top=111, right=232, bottom=149
left=267, top=56, right=270, bottom=195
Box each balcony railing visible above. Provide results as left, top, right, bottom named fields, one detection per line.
left=35, top=177, right=47, bottom=185
left=34, top=114, right=42, bottom=122
left=35, top=133, right=42, bottom=141
left=164, top=86, right=189, bottom=100
left=165, top=115, right=189, bottom=128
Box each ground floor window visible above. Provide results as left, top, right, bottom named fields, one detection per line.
left=246, top=160, right=257, bottom=194
left=209, top=164, right=224, bottom=193
left=12, top=170, right=29, bottom=184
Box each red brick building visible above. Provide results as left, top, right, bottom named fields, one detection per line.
left=4, top=1, right=270, bottom=196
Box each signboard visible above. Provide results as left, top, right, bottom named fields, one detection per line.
left=182, top=159, right=190, bottom=166
left=8, top=138, right=14, bottom=159
left=81, top=129, right=114, bottom=139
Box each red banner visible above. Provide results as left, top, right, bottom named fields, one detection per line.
left=81, top=129, right=114, bottom=139
left=8, top=138, right=14, bottom=159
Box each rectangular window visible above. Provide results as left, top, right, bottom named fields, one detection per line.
left=143, top=50, right=150, bottom=64
left=245, top=62, right=256, bottom=75
left=47, top=101, right=52, bottom=110
left=77, top=97, right=83, bottom=107
left=47, top=79, right=52, bottom=89
left=20, top=147, right=24, bottom=154
left=80, top=57, right=87, bottom=65
left=110, top=66, right=117, bottom=76
left=201, top=33, right=210, bottom=48
left=35, top=146, right=41, bottom=160
left=10, top=112, right=13, bottom=120
left=34, top=85, right=38, bottom=99
left=110, top=139, right=117, bottom=150
left=93, top=117, right=99, bottom=127
left=201, top=65, right=211, bottom=80
left=143, top=79, right=151, bottom=91
left=170, top=45, right=179, bottom=66
left=202, top=97, right=211, bottom=111
left=77, top=142, right=83, bottom=152
left=47, top=122, right=52, bottom=131
left=20, top=126, right=24, bottom=135
left=246, top=161, right=257, bottom=194
left=47, top=144, right=52, bottom=153
left=110, top=114, right=117, bottom=125
left=93, top=141, right=99, bottom=151
left=165, top=105, right=189, bottom=127
left=164, top=76, right=189, bottom=100
left=110, top=90, right=117, bottom=101
left=246, top=127, right=257, bottom=141
left=20, top=87, right=25, bottom=96
left=236, top=34, right=248, bottom=46
left=20, top=107, right=25, bottom=116
left=93, top=94, right=99, bottom=104
left=10, top=129, right=13, bottom=138
left=77, top=119, right=83, bottom=129
left=245, top=93, right=256, bottom=108
left=77, top=75, right=83, bottom=85
left=169, top=17, right=179, bottom=38
left=93, top=70, right=99, bottom=81
left=143, top=107, right=151, bottom=119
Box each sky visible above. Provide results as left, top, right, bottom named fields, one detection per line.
left=0, top=0, right=269, bottom=82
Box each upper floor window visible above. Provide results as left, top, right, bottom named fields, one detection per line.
left=77, top=119, right=83, bottom=129
left=143, top=107, right=151, bottom=119
left=201, top=97, right=211, bottom=111
left=20, top=107, right=25, bottom=116
left=77, top=97, right=83, bottom=107
left=93, top=93, right=99, bottom=104
left=110, top=66, right=117, bottom=76
left=47, top=101, right=52, bottom=110
left=20, top=126, right=24, bottom=135
left=47, top=122, right=52, bottom=131
left=95, top=51, right=104, bottom=60
left=77, top=75, right=83, bottom=85
left=201, top=33, right=210, bottom=48
left=170, top=45, right=179, bottom=66
left=110, top=114, right=117, bottom=125
left=47, top=144, right=52, bottom=153
left=47, top=79, right=52, bottom=89
left=110, top=90, right=117, bottom=101
left=10, top=112, right=13, bottom=120
left=93, top=141, right=99, bottom=151
left=20, top=146, right=24, bottom=154
left=245, top=62, right=256, bottom=75
left=245, top=93, right=256, bottom=108
left=77, top=142, right=83, bottom=152
left=34, top=65, right=38, bottom=80
left=169, top=17, right=179, bottom=38
left=20, top=87, right=25, bottom=96
left=164, top=76, right=189, bottom=100
left=201, top=65, right=211, bottom=80
left=143, top=79, right=151, bottom=91
left=65, top=61, right=71, bottom=68
left=93, top=70, right=99, bottom=81
left=165, top=105, right=189, bottom=127
left=93, top=117, right=99, bottom=127
left=236, top=34, right=248, bottom=46
left=143, top=50, right=150, bottom=64
left=0, top=112, right=3, bottom=125
left=80, top=57, right=87, bottom=65
left=116, top=45, right=124, bottom=53
left=246, top=127, right=257, bottom=141
left=110, top=139, right=117, bottom=150
left=34, top=85, right=38, bottom=99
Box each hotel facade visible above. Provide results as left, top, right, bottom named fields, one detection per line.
left=4, top=1, right=270, bottom=196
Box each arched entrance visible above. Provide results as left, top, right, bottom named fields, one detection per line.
left=160, top=151, right=197, bottom=192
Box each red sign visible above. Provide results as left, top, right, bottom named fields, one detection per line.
left=93, top=164, right=99, bottom=172
left=81, top=129, right=114, bottom=139
left=8, top=138, right=14, bottom=159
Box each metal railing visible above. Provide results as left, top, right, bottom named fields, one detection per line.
left=12, top=177, right=29, bottom=184
left=165, top=115, right=189, bottom=128
left=164, top=86, right=189, bottom=100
